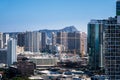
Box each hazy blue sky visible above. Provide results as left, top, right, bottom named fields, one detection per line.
left=0, top=0, right=115, bottom=32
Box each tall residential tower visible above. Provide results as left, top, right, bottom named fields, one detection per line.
left=7, top=38, right=17, bottom=66
left=25, top=31, right=41, bottom=52
left=0, top=33, right=3, bottom=48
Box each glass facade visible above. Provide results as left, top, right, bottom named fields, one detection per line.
left=87, top=20, right=103, bottom=70
left=88, top=0, right=120, bottom=79
left=116, top=1, right=120, bottom=16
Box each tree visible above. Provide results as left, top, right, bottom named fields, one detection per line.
left=12, top=77, right=30, bottom=80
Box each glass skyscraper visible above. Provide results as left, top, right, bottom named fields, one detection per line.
left=116, top=0, right=120, bottom=16
left=87, top=20, right=104, bottom=70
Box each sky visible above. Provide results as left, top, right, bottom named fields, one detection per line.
left=0, top=0, right=116, bottom=32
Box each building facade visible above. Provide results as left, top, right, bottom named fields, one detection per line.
left=3, top=34, right=9, bottom=48
left=33, top=31, right=41, bottom=52
left=17, top=60, right=35, bottom=76
left=40, top=32, right=46, bottom=51
left=87, top=20, right=104, bottom=70
left=0, top=49, right=7, bottom=64
left=88, top=18, right=120, bottom=79
left=103, top=17, right=120, bottom=80
left=53, top=32, right=81, bottom=54
left=80, top=32, right=87, bottom=57
left=103, top=1, right=120, bottom=79
left=17, top=33, right=25, bottom=47
left=25, top=31, right=41, bottom=52
left=88, top=4, right=120, bottom=79
left=56, top=32, right=68, bottom=52
left=52, top=32, right=56, bottom=53
left=116, top=0, right=120, bottom=16
left=67, top=32, right=81, bottom=54
left=0, top=33, right=3, bottom=49
left=25, top=31, right=33, bottom=52
left=7, top=38, right=17, bottom=66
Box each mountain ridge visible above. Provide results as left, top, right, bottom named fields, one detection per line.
left=5, top=26, right=79, bottom=38
left=39, top=26, right=79, bottom=38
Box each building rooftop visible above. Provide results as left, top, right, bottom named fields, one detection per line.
left=29, top=76, right=43, bottom=80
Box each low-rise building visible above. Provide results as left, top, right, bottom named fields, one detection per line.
left=29, top=56, right=58, bottom=69
left=17, top=52, right=58, bottom=69
left=17, top=59, right=36, bottom=76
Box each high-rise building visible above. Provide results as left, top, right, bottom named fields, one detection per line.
left=0, top=49, right=7, bottom=64
left=52, top=32, right=56, bottom=52
left=116, top=0, right=120, bottom=16
left=55, top=32, right=81, bottom=53
left=103, top=17, right=120, bottom=80
left=117, top=0, right=120, bottom=23
left=40, top=32, right=46, bottom=51
left=7, top=38, right=17, bottom=66
left=56, top=32, right=68, bottom=52
left=3, top=34, right=9, bottom=48
left=80, top=32, right=87, bottom=57
left=87, top=20, right=104, bottom=70
left=88, top=1, right=120, bottom=78
left=88, top=18, right=120, bottom=79
left=102, top=1, right=120, bottom=79
left=25, top=31, right=41, bottom=52
left=67, top=32, right=81, bottom=54
left=33, top=31, right=41, bottom=52
left=0, top=33, right=3, bottom=49
left=17, top=33, right=25, bottom=47
left=25, top=31, right=33, bottom=52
